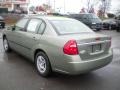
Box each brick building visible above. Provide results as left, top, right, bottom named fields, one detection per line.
left=0, top=0, right=29, bottom=13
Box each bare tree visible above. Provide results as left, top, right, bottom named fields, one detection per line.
left=42, top=4, right=51, bottom=11
left=86, top=0, right=100, bottom=13
left=98, top=0, right=111, bottom=17
left=115, top=3, right=120, bottom=14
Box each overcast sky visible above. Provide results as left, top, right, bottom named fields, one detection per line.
left=29, top=0, right=120, bottom=13
left=110, top=0, right=120, bottom=13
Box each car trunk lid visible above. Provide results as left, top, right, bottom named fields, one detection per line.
left=61, top=33, right=111, bottom=61
left=76, top=34, right=111, bottom=60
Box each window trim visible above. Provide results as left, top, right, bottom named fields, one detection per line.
left=15, top=18, right=29, bottom=32
left=48, top=20, right=60, bottom=35
left=37, top=19, right=46, bottom=35
left=26, top=19, right=41, bottom=33
left=26, top=18, right=46, bottom=35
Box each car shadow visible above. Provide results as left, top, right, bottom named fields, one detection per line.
left=2, top=50, right=105, bottom=88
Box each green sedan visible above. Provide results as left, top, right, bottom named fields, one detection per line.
left=2, top=15, right=113, bottom=77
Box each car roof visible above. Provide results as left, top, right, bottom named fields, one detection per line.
left=70, top=13, right=93, bottom=15
left=25, top=15, right=73, bottom=21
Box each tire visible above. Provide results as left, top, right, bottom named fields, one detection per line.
left=116, top=27, right=120, bottom=32
left=117, top=30, right=120, bottom=32
left=2, top=25, right=5, bottom=29
left=96, top=29, right=100, bottom=31
left=35, top=51, right=52, bottom=77
left=3, top=37, right=11, bottom=52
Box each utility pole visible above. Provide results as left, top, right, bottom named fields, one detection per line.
left=48, top=0, right=50, bottom=9
left=27, top=0, right=30, bottom=14
left=64, top=0, right=65, bottom=13
left=54, top=0, right=55, bottom=12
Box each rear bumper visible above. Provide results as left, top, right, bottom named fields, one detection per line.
left=58, top=49, right=113, bottom=75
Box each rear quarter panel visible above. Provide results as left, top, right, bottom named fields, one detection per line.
left=31, top=35, right=70, bottom=70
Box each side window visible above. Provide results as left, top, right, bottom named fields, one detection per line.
left=82, top=15, right=87, bottom=19
left=38, top=21, right=46, bottom=34
left=16, top=18, right=28, bottom=29
left=27, top=19, right=42, bottom=33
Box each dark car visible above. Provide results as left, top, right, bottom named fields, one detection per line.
left=102, top=19, right=116, bottom=30
left=0, top=16, right=5, bottom=29
left=47, top=13, right=63, bottom=16
left=68, top=13, right=102, bottom=31
left=115, top=14, right=120, bottom=32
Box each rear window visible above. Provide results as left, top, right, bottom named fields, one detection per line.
left=49, top=19, right=93, bottom=35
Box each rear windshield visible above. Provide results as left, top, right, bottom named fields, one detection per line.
left=49, top=19, right=94, bottom=35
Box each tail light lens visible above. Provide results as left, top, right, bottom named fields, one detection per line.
left=63, top=40, right=79, bottom=55
left=95, top=37, right=100, bottom=41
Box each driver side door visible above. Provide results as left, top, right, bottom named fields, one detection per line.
left=7, top=18, right=29, bottom=53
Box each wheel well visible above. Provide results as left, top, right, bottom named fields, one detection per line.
left=34, top=49, right=52, bottom=71
left=34, top=49, right=46, bottom=61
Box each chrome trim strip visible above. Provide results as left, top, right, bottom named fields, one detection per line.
left=55, top=68, right=69, bottom=74
left=90, top=50, right=104, bottom=55
left=77, top=40, right=111, bottom=46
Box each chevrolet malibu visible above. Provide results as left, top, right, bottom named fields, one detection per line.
left=2, top=15, right=113, bottom=77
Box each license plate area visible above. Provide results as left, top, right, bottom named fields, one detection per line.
left=91, top=44, right=101, bottom=53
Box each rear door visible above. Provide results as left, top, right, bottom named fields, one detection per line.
left=19, top=18, right=46, bottom=58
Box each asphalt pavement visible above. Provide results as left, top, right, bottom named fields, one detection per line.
left=0, top=31, right=2, bottom=39
left=0, top=30, right=120, bottom=90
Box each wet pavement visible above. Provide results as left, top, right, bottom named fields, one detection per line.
left=0, top=30, right=120, bottom=90
left=0, top=31, right=2, bottom=39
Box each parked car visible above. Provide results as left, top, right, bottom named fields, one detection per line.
left=115, top=14, right=120, bottom=32
left=47, top=13, right=63, bottom=16
left=68, top=13, right=103, bottom=31
left=0, top=16, right=5, bottom=29
left=3, top=16, right=113, bottom=77
left=102, top=19, right=116, bottom=30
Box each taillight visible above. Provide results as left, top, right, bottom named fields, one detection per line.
left=95, top=37, right=100, bottom=41
left=63, top=40, right=79, bottom=55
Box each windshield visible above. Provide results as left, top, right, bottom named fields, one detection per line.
left=87, top=14, right=101, bottom=22
left=91, top=18, right=101, bottom=23
left=87, top=14, right=98, bottom=18
left=49, top=19, right=94, bottom=35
